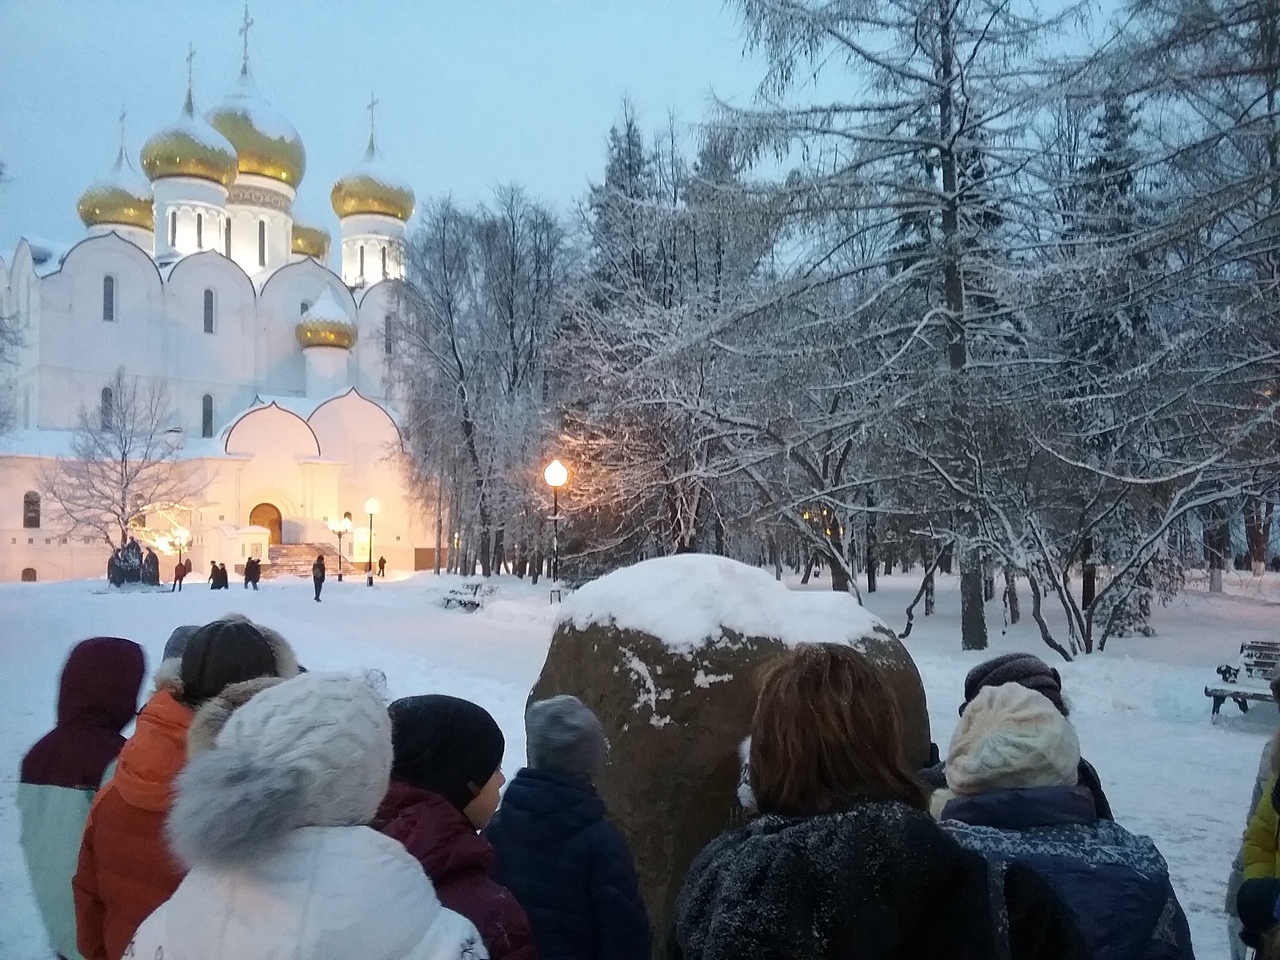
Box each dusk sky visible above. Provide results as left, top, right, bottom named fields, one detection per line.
left=0, top=0, right=768, bottom=256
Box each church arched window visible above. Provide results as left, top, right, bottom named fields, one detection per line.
left=196, top=213, right=204, bottom=249
left=23, top=492, right=40, bottom=529
left=384, top=315, right=393, bottom=356
left=258, top=220, right=267, bottom=267
left=201, top=394, right=214, bottom=439
left=102, top=276, right=115, bottom=322
left=100, top=387, right=113, bottom=430
left=20, top=568, right=37, bottom=583
left=203, top=289, right=215, bottom=334
left=168, top=211, right=177, bottom=247
left=300, top=300, right=312, bottom=316
left=381, top=245, right=388, bottom=280
left=225, top=218, right=232, bottom=257
left=359, top=245, right=365, bottom=279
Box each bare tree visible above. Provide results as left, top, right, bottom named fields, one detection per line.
left=41, top=370, right=205, bottom=548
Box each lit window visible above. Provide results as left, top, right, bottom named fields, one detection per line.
left=168, top=211, right=177, bottom=247
left=201, top=394, right=214, bottom=438
left=196, top=213, right=204, bottom=248
left=102, top=276, right=115, bottom=322
left=22, top=492, right=40, bottom=529
left=258, top=220, right=266, bottom=267
left=225, top=218, right=232, bottom=256
left=100, top=387, right=113, bottom=430
left=203, top=289, right=215, bottom=334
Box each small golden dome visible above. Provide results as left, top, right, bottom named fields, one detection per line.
left=331, top=133, right=415, bottom=222
left=141, top=89, right=238, bottom=186
left=207, top=71, right=306, bottom=188
left=295, top=287, right=357, bottom=350
left=291, top=221, right=331, bottom=259
left=78, top=144, right=153, bottom=230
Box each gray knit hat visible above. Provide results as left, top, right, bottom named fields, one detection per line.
left=163, top=625, right=201, bottom=662
left=526, top=695, right=608, bottom=783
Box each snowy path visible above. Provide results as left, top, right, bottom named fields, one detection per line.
left=2, top=569, right=1276, bottom=958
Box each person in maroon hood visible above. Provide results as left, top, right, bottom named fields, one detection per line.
left=373, top=695, right=537, bottom=960
left=18, top=637, right=146, bottom=960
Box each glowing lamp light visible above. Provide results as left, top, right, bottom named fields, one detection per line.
left=364, top=497, right=381, bottom=515
left=543, top=459, right=568, bottom=489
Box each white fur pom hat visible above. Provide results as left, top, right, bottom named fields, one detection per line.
left=168, top=672, right=391, bottom=868
left=945, top=682, right=1080, bottom=796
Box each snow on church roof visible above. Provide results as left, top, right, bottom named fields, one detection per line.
left=556, top=554, right=888, bottom=653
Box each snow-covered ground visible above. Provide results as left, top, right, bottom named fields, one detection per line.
left=1, top=566, right=1276, bottom=958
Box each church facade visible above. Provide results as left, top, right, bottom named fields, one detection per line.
left=0, top=41, right=436, bottom=583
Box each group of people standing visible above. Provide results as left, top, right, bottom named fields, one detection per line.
left=13, top=618, right=1228, bottom=960
left=105, top=539, right=160, bottom=588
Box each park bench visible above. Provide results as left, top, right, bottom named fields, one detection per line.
left=1205, top=640, right=1280, bottom=716
left=442, top=581, right=493, bottom=612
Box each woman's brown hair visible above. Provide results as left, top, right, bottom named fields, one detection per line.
left=748, top=642, right=926, bottom=817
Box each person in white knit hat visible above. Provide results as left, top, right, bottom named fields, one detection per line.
left=127, top=672, right=487, bottom=960
left=938, top=683, right=1193, bottom=960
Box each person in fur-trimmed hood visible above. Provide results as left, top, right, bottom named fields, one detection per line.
left=938, top=683, right=1193, bottom=960
left=374, top=695, right=536, bottom=960
left=128, top=672, right=487, bottom=960
left=19, top=637, right=145, bottom=960
left=72, top=615, right=299, bottom=960
left=486, top=695, right=649, bottom=960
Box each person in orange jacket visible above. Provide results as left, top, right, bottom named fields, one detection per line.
left=72, top=615, right=299, bottom=960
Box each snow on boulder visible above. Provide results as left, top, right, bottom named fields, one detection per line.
left=532, top=555, right=930, bottom=958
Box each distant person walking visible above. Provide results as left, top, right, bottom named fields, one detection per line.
left=312, top=555, right=326, bottom=602
left=378, top=556, right=387, bottom=578
left=243, top=557, right=261, bottom=591
left=208, top=562, right=219, bottom=591
left=217, top=563, right=230, bottom=590
left=172, top=560, right=187, bottom=593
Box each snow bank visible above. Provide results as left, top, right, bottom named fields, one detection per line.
left=556, top=555, right=887, bottom=651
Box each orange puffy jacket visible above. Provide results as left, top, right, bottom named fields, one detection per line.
left=73, top=689, right=192, bottom=960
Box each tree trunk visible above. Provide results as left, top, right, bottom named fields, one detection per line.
left=1081, top=536, right=1096, bottom=609
left=938, top=543, right=953, bottom=575
left=800, top=552, right=816, bottom=585
left=1028, top=571, right=1073, bottom=662
left=865, top=494, right=877, bottom=594
left=1207, top=512, right=1228, bottom=594
left=829, top=558, right=850, bottom=594
left=924, top=543, right=936, bottom=617
left=960, top=550, right=988, bottom=651
left=768, top=532, right=782, bottom=581
left=983, top=559, right=996, bottom=602
left=1003, top=567, right=1020, bottom=625
left=493, top=528, right=505, bottom=576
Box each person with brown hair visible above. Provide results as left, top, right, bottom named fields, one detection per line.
left=670, top=643, right=1087, bottom=960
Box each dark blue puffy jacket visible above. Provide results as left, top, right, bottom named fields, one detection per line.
left=486, top=768, right=650, bottom=960
left=941, top=786, right=1195, bottom=960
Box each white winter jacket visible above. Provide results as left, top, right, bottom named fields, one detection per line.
left=129, top=825, right=487, bottom=960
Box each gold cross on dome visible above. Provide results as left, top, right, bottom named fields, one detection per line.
left=240, top=5, right=254, bottom=74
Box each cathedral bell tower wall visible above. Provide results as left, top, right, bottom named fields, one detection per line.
left=226, top=174, right=296, bottom=276
left=339, top=214, right=406, bottom=287
left=303, top=345, right=350, bottom=399
left=152, top=177, right=229, bottom=261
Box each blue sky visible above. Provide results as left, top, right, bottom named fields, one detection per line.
left=0, top=0, right=767, bottom=255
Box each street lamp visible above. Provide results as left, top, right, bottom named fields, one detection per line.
left=364, top=498, right=380, bottom=586
left=543, top=459, right=568, bottom=586
left=327, top=515, right=353, bottom=582
left=173, top=527, right=190, bottom=566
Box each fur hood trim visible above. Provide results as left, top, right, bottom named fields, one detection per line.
left=929, top=788, right=956, bottom=820
left=187, top=677, right=286, bottom=755
left=167, top=747, right=305, bottom=868
left=153, top=657, right=184, bottom=697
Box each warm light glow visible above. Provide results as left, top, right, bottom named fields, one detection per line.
left=173, top=526, right=191, bottom=546
left=327, top=516, right=352, bottom=534
left=365, top=497, right=381, bottom=515
left=543, top=459, right=568, bottom=489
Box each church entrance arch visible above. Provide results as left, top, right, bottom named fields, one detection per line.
left=249, top=503, right=283, bottom=545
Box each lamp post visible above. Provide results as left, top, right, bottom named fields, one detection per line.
left=173, top=527, right=190, bottom=567
left=327, top=516, right=353, bottom=582
left=364, top=498, right=380, bottom=586
left=543, top=460, right=568, bottom=587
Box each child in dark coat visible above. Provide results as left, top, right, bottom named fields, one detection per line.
left=486, top=695, right=650, bottom=960
left=373, top=695, right=536, bottom=960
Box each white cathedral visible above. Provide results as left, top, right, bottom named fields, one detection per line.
left=0, top=39, right=438, bottom=583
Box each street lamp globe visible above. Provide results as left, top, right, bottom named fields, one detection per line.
left=544, top=459, right=568, bottom=489
left=365, top=497, right=381, bottom=515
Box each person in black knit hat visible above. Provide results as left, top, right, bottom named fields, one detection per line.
left=372, top=695, right=535, bottom=960
left=921, top=652, right=1113, bottom=820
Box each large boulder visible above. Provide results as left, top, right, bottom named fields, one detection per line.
left=529, top=555, right=930, bottom=957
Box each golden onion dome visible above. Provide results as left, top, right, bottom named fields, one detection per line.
left=291, top=220, right=331, bottom=260
left=207, top=70, right=306, bottom=188
left=140, top=88, right=238, bottom=186
left=331, top=132, right=415, bottom=222
left=295, top=287, right=357, bottom=350
left=78, top=141, right=153, bottom=230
